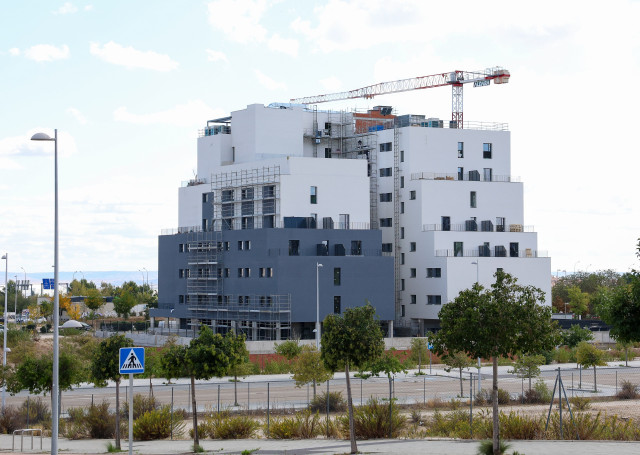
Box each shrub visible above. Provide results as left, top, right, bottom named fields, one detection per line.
left=477, top=439, right=511, bottom=455
left=0, top=406, right=21, bottom=434
left=261, top=359, right=291, bottom=375
left=133, top=406, right=184, bottom=440
left=338, top=398, right=406, bottom=439
left=268, top=410, right=322, bottom=439
left=309, top=391, right=346, bottom=413
left=498, top=411, right=544, bottom=440
left=617, top=380, right=639, bottom=400
left=122, top=394, right=158, bottom=419
left=20, top=397, right=51, bottom=428
left=426, top=397, right=450, bottom=409
left=86, top=401, right=116, bottom=439
left=426, top=409, right=472, bottom=438
left=553, top=347, right=573, bottom=364
left=569, top=396, right=591, bottom=411
left=474, top=389, right=510, bottom=405
left=197, top=411, right=259, bottom=439
left=410, top=409, right=422, bottom=424
left=533, top=379, right=552, bottom=403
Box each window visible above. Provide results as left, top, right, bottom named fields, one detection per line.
left=483, top=143, right=492, bottom=159
left=470, top=191, right=477, bottom=208
left=178, top=269, right=185, bottom=278
left=266, top=267, right=273, bottom=278
left=350, top=240, right=362, bottom=256
left=334, top=268, right=341, bottom=285
left=244, top=240, right=251, bottom=250
left=380, top=142, right=392, bottom=152
left=410, top=268, right=417, bottom=278
left=410, top=191, right=416, bottom=200
left=510, top=242, right=519, bottom=258
left=483, top=168, right=493, bottom=182
left=238, top=240, right=244, bottom=250
left=222, top=189, right=234, bottom=202
left=178, top=244, right=184, bottom=253
left=224, top=268, right=230, bottom=277
left=380, top=218, right=392, bottom=227
left=241, top=187, right=254, bottom=200
left=401, top=176, right=404, bottom=188
left=400, top=227, right=404, bottom=239
left=442, top=216, right=451, bottom=231
left=410, top=242, right=416, bottom=252
left=380, top=193, right=392, bottom=202
left=401, top=279, right=405, bottom=291
left=244, top=267, right=250, bottom=278
left=325, top=147, right=332, bottom=158
left=334, top=296, right=341, bottom=314
left=401, top=304, right=405, bottom=317
left=410, top=295, right=417, bottom=304
left=379, top=167, right=392, bottom=177
left=241, top=201, right=254, bottom=216
left=222, top=203, right=234, bottom=217
left=202, top=219, right=208, bottom=231
left=224, top=242, right=230, bottom=251
left=401, top=253, right=405, bottom=265
left=427, top=295, right=442, bottom=305
left=289, top=240, right=300, bottom=256
left=454, top=241, right=463, bottom=257
left=382, top=243, right=393, bottom=253
left=263, top=185, right=275, bottom=198
left=496, top=217, right=506, bottom=232
left=259, top=267, right=265, bottom=278
left=310, top=186, right=318, bottom=204
left=458, top=167, right=464, bottom=181
left=401, top=202, right=404, bottom=214
left=202, top=193, right=209, bottom=203
left=400, top=150, right=404, bottom=162
left=178, top=295, right=184, bottom=304
left=237, top=268, right=244, bottom=278
left=427, top=267, right=442, bottom=278
left=458, top=142, right=464, bottom=158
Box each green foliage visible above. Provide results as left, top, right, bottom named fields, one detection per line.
left=553, top=347, right=575, bottom=364
left=84, top=288, right=104, bottom=312
left=291, top=345, right=333, bottom=393
left=474, top=388, right=511, bottom=406
left=598, top=269, right=640, bottom=345
left=576, top=342, right=606, bottom=369
left=197, top=411, right=259, bottom=439
left=567, top=286, right=590, bottom=316
left=477, top=439, right=511, bottom=455
left=90, top=334, right=133, bottom=386
left=106, top=442, right=121, bottom=453
left=133, top=406, right=185, bottom=440
left=338, top=398, right=406, bottom=439
left=617, top=380, right=639, bottom=399
left=509, top=354, right=545, bottom=391
left=443, top=351, right=473, bottom=397
left=569, top=396, right=592, bottom=410
left=274, top=339, right=302, bottom=360
left=521, top=379, right=552, bottom=404
left=268, top=409, right=323, bottom=439
left=309, top=391, right=347, bottom=413
left=122, top=394, right=157, bottom=419
left=260, top=359, right=292, bottom=375
left=62, top=401, right=115, bottom=439
left=10, top=350, right=83, bottom=395
left=562, top=325, right=594, bottom=348
left=113, top=292, right=136, bottom=319
left=409, top=338, right=429, bottom=372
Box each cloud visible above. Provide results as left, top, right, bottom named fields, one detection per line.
left=206, top=49, right=228, bottom=63
left=90, top=41, right=179, bottom=71
left=0, top=129, right=77, bottom=169
left=24, top=44, right=69, bottom=62
left=254, top=70, right=286, bottom=91
left=320, top=76, right=342, bottom=92
left=207, top=0, right=268, bottom=43
left=8, top=48, right=20, bottom=56
left=84, top=5, right=93, bottom=11
left=113, top=100, right=224, bottom=127
left=54, top=2, right=78, bottom=14
left=66, top=107, right=88, bottom=125
left=267, top=34, right=299, bottom=57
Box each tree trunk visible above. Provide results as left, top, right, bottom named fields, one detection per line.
left=492, top=356, right=500, bottom=455
left=459, top=368, right=464, bottom=397
left=625, top=348, right=628, bottom=367
left=388, top=375, right=393, bottom=439
left=418, top=349, right=422, bottom=374
left=345, top=361, right=357, bottom=454
left=149, top=376, right=154, bottom=398
left=312, top=378, right=317, bottom=400
left=593, top=365, right=597, bottom=393
left=529, top=376, right=532, bottom=393
left=115, top=378, right=121, bottom=450
left=234, top=375, right=239, bottom=406
left=191, top=375, right=199, bottom=447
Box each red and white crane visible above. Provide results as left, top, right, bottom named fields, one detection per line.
left=290, top=67, right=510, bottom=128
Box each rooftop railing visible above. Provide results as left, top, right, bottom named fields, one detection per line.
left=435, top=249, right=548, bottom=258
left=411, top=172, right=520, bottom=182
left=423, top=224, right=535, bottom=233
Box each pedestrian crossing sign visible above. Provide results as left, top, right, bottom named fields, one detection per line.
left=119, top=347, right=145, bottom=374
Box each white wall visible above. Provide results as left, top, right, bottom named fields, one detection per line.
left=178, top=184, right=210, bottom=228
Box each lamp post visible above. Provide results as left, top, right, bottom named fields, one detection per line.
left=31, top=129, right=59, bottom=455
left=2, top=253, right=7, bottom=413
left=20, top=266, right=26, bottom=298
left=14, top=275, right=18, bottom=321
left=316, top=263, right=323, bottom=350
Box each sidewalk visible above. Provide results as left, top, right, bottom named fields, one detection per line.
left=3, top=435, right=640, bottom=455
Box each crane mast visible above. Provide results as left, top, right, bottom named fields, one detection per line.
left=290, top=67, right=510, bottom=128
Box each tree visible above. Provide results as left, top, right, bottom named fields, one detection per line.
left=67, top=303, right=82, bottom=320
left=561, top=325, right=594, bottom=348
left=84, top=288, right=104, bottom=313
left=160, top=326, right=244, bottom=448
left=432, top=270, right=560, bottom=455
left=598, top=267, right=640, bottom=347
left=364, top=348, right=407, bottom=409
left=509, top=354, right=545, bottom=392
left=291, top=345, right=332, bottom=399
left=567, top=286, right=590, bottom=316
left=443, top=351, right=472, bottom=397
left=274, top=339, right=302, bottom=361
left=90, top=334, right=133, bottom=450
left=409, top=338, right=428, bottom=374
left=575, top=341, right=606, bottom=392
left=113, top=292, right=136, bottom=319
left=321, top=303, right=384, bottom=454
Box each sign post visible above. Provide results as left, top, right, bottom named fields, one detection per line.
left=119, top=348, right=145, bottom=455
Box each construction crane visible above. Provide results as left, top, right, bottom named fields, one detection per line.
left=290, top=67, right=510, bottom=128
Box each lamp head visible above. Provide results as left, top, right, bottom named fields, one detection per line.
left=30, top=132, right=54, bottom=141
left=1, top=254, right=6, bottom=260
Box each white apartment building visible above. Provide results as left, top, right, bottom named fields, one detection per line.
left=172, top=102, right=550, bottom=336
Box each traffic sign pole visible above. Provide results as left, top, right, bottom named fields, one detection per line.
left=129, top=373, right=133, bottom=455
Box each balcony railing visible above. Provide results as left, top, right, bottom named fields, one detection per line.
left=411, top=172, right=520, bottom=182
left=435, top=249, right=548, bottom=258
left=423, top=224, right=535, bottom=233
left=161, top=220, right=372, bottom=235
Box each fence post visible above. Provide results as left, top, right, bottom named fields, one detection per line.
left=217, top=384, right=221, bottom=414
left=616, top=371, right=618, bottom=395
left=188, top=382, right=191, bottom=413
left=558, top=368, right=563, bottom=440
left=247, top=382, right=250, bottom=411
left=26, top=397, right=30, bottom=428
left=91, top=394, right=94, bottom=407
left=326, top=380, right=330, bottom=437
left=267, top=382, right=270, bottom=437
left=360, top=378, right=363, bottom=406
left=469, top=372, right=473, bottom=438
left=423, top=375, right=426, bottom=405
left=171, top=387, right=174, bottom=440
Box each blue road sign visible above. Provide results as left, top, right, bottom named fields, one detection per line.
left=428, top=343, right=433, bottom=350
left=119, top=347, right=145, bottom=374
left=43, top=279, right=52, bottom=290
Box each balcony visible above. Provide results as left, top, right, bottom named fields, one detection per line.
left=423, top=224, right=534, bottom=233
left=411, top=172, right=520, bottom=183
left=435, top=249, right=548, bottom=258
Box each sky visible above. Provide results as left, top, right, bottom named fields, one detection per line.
left=1, top=0, right=639, bottom=284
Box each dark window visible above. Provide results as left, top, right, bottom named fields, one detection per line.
left=244, top=267, right=250, bottom=278
left=310, top=186, right=318, bottom=204
left=178, top=269, right=184, bottom=279
left=178, top=244, right=184, bottom=253
left=400, top=176, right=404, bottom=188
left=267, top=268, right=273, bottom=278
left=263, top=214, right=275, bottom=228
left=410, top=268, right=417, bottom=278
left=259, top=267, right=265, bottom=277
left=427, top=295, right=442, bottom=305
left=400, top=150, right=404, bottom=162
left=483, top=143, right=492, bottom=159
left=442, top=216, right=451, bottom=231
left=334, top=267, right=341, bottom=285
left=244, top=240, right=251, bottom=250
left=401, top=279, right=405, bottom=290
left=224, top=268, right=229, bottom=277
left=401, top=202, right=404, bottom=213
left=178, top=295, right=184, bottom=304
left=222, top=189, right=234, bottom=202
left=224, top=242, right=230, bottom=251
left=325, top=147, right=332, bottom=158
left=410, top=242, right=416, bottom=252
left=222, top=203, right=234, bottom=217
left=382, top=243, right=393, bottom=253
left=380, top=193, right=392, bottom=202
left=237, top=268, right=243, bottom=278
left=454, top=241, right=463, bottom=257
left=510, top=242, right=519, bottom=258
left=380, top=142, right=392, bottom=152
left=470, top=191, right=477, bottom=208
left=427, top=268, right=442, bottom=278
left=334, top=296, right=341, bottom=314
left=401, top=304, right=405, bottom=317
left=238, top=241, right=244, bottom=250
left=380, top=218, right=393, bottom=227
left=241, top=187, right=254, bottom=200
left=458, top=166, right=464, bottom=181
left=496, top=217, right=506, bottom=232
left=458, top=142, right=464, bottom=158
left=410, top=295, right=417, bottom=304
left=263, top=185, right=275, bottom=198
left=379, top=168, right=392, bottom=177
left=410, top=190, right=416, bottom=200
left=202, top=193, right=208, bottom=203
left=350, top=240, right=362, bottom=256
left=400, top=227, right=404, bottom=239
left=289, top=240, right=300, bottom=256
left=241, top=200, right=254, bottom=215
left=401, top=253, right=405, bottom=265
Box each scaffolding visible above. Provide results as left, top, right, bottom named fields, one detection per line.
left=186, top=230, right=223, bottom=325
left=392, top=123, right=402, bottom=320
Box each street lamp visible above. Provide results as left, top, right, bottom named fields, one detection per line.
left=20, top=266, right=26, bottom=298
left=2, top=253, right=7, bottom=413
left=316, top=263, right=323, bottom=350
left=14, top=275, right=18, bottom=322
left=143, top=267, right=148, bottom=289
left=31, top=129, right=60, bottom=455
